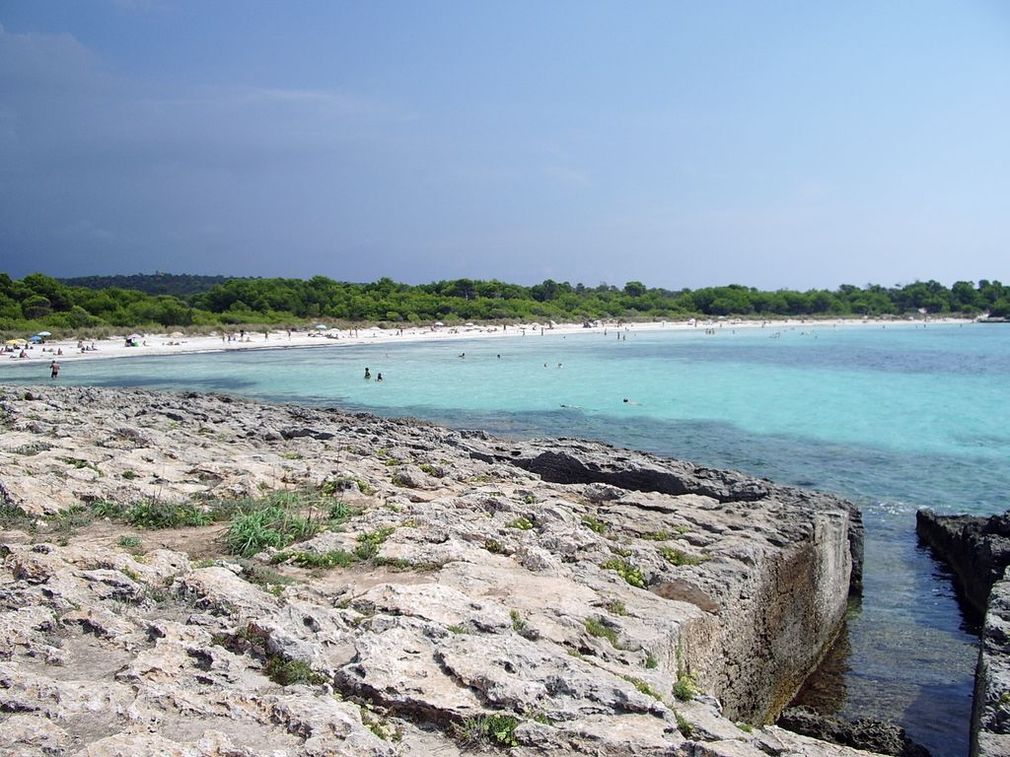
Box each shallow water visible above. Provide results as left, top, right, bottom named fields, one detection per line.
left=3, top=322, right=1004, bottom=755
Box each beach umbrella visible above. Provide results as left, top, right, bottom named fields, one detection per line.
left=36, top=331, right=52, bottom=337
left=433, top=321, right=444, bottom=327
left=127, top=333, right=142, bottom=340
left=28, top=335, right=43, bottom=344
left=170, top=331, right=184, bottom=338
left=5, top=338, right=26, bottom=346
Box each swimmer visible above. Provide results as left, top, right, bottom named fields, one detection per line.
left=376, top=373, right=383, bottom=382
left=364, top=367, right=371, bottom=379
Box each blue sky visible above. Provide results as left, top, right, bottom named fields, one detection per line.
left=1, top=1, right=1008, bottom=289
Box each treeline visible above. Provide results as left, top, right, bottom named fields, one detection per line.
left=61, top=272, right=233, bottom=297
left=1, top=272, right=1008, bottom=334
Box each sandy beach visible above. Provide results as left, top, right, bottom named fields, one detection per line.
left=2, top=315, right=972, bottom=368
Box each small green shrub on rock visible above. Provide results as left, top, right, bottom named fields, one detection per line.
left=659, top=546, right=707, bottom=566
left=673, top=672, right=698, bottom=701
left=264, top=657, right=326, bottom=686
left=354, top=526, right=395, bottom=560
left=454, top=713, right=520, bottom=749
left=622, top=675, right=662, bottom=701
left=642, top=530, right=670, bottom=541
left=601, top=558, right=646, bottom=588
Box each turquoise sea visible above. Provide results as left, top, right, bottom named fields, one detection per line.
left=2, top=322, right=1005, bottom=756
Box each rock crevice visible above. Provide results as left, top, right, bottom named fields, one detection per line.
left=916, top=508, right=1010, bottom=757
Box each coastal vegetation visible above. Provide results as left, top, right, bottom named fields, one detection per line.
left=1, top=272, right=1008, bottom=336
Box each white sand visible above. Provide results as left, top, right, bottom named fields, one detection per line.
left=3, top=316, right=972, bottom=368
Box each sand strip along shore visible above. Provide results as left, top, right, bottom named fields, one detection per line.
left=2, top=316, right=972, bottom=368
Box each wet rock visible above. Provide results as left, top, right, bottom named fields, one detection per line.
left=916, top=508, right=1010, bottom=619
left=778, top=706, right=929, bottom=756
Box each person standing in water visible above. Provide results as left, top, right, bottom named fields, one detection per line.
left=49, top=360, right=60, bottom=379
left=364, top=367, right=371, bottom=379
left=376, top=373, right=383, bottom=382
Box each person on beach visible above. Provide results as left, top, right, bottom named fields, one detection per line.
left=50, top=361, right=60, bottom=379
left=364, top=367, right=371, bottom=379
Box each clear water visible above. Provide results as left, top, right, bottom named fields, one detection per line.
left=3, top=322, right=1005, bottom=755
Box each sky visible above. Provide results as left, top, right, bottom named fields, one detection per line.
left=1, top=1, right=1008, bottom=290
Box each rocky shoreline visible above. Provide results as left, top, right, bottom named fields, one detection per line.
left=0, top=385, right=875, bottom=755
left=917, top=510, right=1010, bottom=757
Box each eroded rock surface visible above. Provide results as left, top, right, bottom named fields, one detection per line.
left=916, top=509, right=1010, bottom=619
left=0, top=385, right=872, bottom=755
left=972, top=577, right=1010, bottom=757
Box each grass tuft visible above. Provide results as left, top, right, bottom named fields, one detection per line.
left=675, top=712, right=695, bottom=738
left=605, top=598, right=627, bottom=616
left=225, top=505, right=318, bottom=557
left=659, top=546, right=707, bottom=566
left=127, top=499, right=217, bottom=529
left=583, top=616, right=620, bottom=647
left=117, top=535, right=143, bottom=552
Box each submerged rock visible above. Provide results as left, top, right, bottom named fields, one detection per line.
left=777, top=706, right=929, bottom=756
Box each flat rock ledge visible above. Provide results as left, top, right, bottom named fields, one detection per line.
left=0, top=385, right=873, bottom=756
left=916, top=509, right=1010, bottom=757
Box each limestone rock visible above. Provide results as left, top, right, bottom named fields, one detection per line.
left=0, top=386, right=873, bottom=755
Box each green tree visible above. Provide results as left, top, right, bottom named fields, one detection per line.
left=623, top=281, right=647, bottom=297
